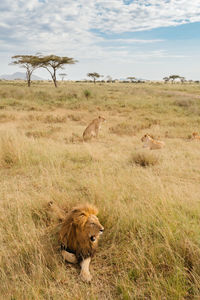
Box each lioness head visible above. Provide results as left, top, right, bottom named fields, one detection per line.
left=98, top=116, right=106, bottom=122
left=192, top=132, right=198, bottom=137
left=141, top=134, right=150, bottom=142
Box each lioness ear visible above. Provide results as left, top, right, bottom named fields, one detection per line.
left=48, top=201, right=53, bottom=207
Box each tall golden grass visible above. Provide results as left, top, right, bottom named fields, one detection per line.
left=0, top=81, right=200, bottom=299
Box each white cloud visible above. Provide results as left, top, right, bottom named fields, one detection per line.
left=1, top=0, right=198, bottom=51
left=0, top=0, right=199, bottom=79
left=108, top=38, right=164, bottom=44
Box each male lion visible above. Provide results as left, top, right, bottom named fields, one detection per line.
left=141, top=134, right=165, bottom=150
left=83, top=116, right=106, bottom=141
left=60, top=204, right=104, bottom=282
left=192, top=132, right=200, bottom=140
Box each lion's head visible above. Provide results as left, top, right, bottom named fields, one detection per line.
left=192, top=132, right=198, bottom=137
left=59, top=204, right=104, bottom=261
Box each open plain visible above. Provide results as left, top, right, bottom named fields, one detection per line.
left=0, top=81, right=200, bottom=299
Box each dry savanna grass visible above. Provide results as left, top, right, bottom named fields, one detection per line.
left=0, top=80, right=200, bottom=299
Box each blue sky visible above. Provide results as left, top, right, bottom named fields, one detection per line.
left=0, top=0, right=200, bottom=80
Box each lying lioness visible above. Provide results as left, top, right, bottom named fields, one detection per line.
left=191, top=132, right=200, bottom=140
left=141, top=134, right=165, bottom=150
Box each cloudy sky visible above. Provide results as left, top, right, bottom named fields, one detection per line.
left=0, top=0, right=200, bottom=80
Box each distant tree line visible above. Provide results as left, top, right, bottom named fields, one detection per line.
left=162, top=75, right=199, bottom=84
left=10, top=54, right=199, bottom=87
left=10, top=54, right=147, bottom=87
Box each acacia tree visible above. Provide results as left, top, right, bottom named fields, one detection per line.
left=11, top=55, right=40, bottom=87
left=59, top=73, right=67, bottom=81
left=127, top=76, right=136, bottom=83
left=163, top=76, right=170, bottom=84
left=180, top=76, right=186, bottom=84
left=39, top=55, right=77, bottom=87
left=87, top=72, right=101, bottom=84
left=106, top=75, right=112, bottom=82
left=169, top=75, right=180, bottom=84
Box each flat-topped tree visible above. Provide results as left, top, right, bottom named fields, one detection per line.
left=106, top=75, right=112, bottom=83
left=127, top=76, right=136, bottom=83
left=59, top=73, right=67, bottom=81
left=163, top=77, right=170, bottom=83
left=180, top=76, right=186, bottom=84
left=11, top=55, right=40, bottom=87
left=87, top=72, right=101, bottom=84
left=39, top=55, right=77, bottom=87
left=169, top=75, right=180, bottom=84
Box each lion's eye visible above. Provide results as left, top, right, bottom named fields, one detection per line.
left=90, top=236, right=96, bottom=242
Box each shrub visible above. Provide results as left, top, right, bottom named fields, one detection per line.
left=68, top=114, right=81, bottom=121
left=83, top=89, right=91, bottom=99
left=67, top=92, right=78, bottom=99
left=174, top=99, right=194, bottom=107
left=44, top=115, right=66, bottom=123
left=130, top=151, right=159, bottom=167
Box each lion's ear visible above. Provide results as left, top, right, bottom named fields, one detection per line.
left=80, top=212, right=86, bottom=216
left=72, top=209, right=86, bottom=217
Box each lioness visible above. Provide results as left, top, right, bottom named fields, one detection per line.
left=60, top=204, right=104, bottom=282
left=192, top=132, right=200, bottom=140
left=47, top=201, right=66, bottom=222
left=141, top=134, right=165, bottom=150
left=83, top=116, right=106, bottom=141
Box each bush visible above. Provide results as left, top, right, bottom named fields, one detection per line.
left=68, top=114, right=81, bottom=121
left=130, top=151, right=159, bottom=167
left=174, top=99, right=194, bottom=107
left=83, top=89, right=91, bottom=99
left=44, top=115, right=66, bottom=123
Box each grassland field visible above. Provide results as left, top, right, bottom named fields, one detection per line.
left=0, top=80, right=200, bottom=299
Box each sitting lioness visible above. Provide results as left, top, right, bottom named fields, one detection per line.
left=83, top=116, right=106, bottom=141
left=192, top=132, right=200, bottom=140
left=141, top=134, right=165, bottom=150
left=59, top=204, right=104, bottom=282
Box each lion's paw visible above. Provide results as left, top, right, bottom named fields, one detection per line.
left=80, top=270, right=92, bottom=283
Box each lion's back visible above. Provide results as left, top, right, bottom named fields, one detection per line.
left=151, top=140, right=165, bottom=149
